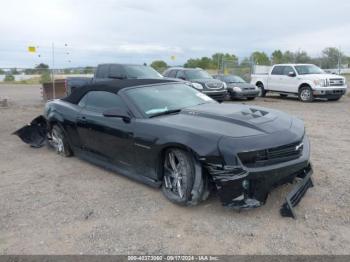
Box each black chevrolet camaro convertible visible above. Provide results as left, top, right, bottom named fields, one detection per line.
left=15, top=79, right=313, bottom=218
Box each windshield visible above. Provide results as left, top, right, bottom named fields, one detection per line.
left=295, top=65, right=324, bottom=75
left=125, top=83, right=215, bottom=117
left=222, top=75, right=246, bottom=83
left=185, top=69, right=213, bottom=80
left=124, top=65, right=163, bottom=79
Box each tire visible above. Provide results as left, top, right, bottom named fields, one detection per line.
left=247, top=97, right=255, bottom=100
left=298, top=86, right=314, bottom=102
left=161, top=148, right=198, bottom=206
left=256, top=83, right=266, bottom=97
left=280, top=94, right=288, bottom=98
left=49, top=125, right=73, bottom=157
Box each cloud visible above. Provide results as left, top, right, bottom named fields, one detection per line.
left=0, top=0, right=349, bottom=67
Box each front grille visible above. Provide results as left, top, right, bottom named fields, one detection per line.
left=238, top=141, right=303, bottom=167
left=329, top=78, right=344, bottom=86
left=205, top=82, right=223, bottom=89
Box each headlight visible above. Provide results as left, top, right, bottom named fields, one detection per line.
left=233, top=86, right=242, bottom=92
left=192, top=82, right=203, bottom=90
left=314, top=79, right=327, bottom=87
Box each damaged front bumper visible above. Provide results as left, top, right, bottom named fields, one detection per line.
left=205, top=134, right=314, bottom=218
left=207, top=162, right=313, bottom=218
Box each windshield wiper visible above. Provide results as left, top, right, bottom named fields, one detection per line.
left=149, top=109, right=182, bottom=118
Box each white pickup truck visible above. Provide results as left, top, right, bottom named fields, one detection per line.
left=251, top=64, right=347, bottom=102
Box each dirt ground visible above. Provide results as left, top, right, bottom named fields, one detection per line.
left=0, top=84, right=349, bottom=255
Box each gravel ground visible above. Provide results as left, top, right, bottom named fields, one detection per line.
left=0, top=84, right=349, bottom=255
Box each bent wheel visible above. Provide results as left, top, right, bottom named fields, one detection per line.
left=161, top=149, right=196, bottom=205
left=50, top=125, right=73, bottom=157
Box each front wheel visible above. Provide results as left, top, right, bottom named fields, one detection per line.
left=299, top=86, right=314, bottom=102
left=161, top=149, right=197, bottom=206
left=49, top=125, right=73, bottom=157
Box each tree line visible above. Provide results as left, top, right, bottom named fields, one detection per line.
left=150, top=47, right=349, bottom=72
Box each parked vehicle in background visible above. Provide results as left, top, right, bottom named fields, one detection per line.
left=213, top=74, right=259, bottom=100
left=251, top=64, right=348, bottom=102
left=163, top=68, right=227, bottom=102
left=65, top=64, right=164, bottom=94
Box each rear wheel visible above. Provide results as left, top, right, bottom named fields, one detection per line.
left=49, top=125, right=73, bottom=157
left=299, top=86, right=314, bottom=102
left=256, top=83, right=266, bottom=97
left=161, top=148, right=197, bottom=206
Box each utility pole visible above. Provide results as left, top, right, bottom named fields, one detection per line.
left=337, top=46, right=341, bottom=75
left=52, top=42, right=55, bottom=99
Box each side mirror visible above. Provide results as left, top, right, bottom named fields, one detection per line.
left=178, top=76, right=186, bottom=80
left=103, top=107, right=131, bottom=123
left=288, top=71, right=296, bottom=77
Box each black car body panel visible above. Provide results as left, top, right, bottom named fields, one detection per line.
left=14, top=79, right=313, bottom=217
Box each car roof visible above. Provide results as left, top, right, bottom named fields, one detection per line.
left=166, top=67, right=203, bottom=71
left=62, top=79, right=178, bottom=104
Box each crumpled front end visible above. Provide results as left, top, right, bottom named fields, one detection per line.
left=205, top=134, right=313, bottom=218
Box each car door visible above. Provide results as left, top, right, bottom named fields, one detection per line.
left=76, top=91, right=135, bottom=169
left=268, top=66, right=285, bottom=91
left=281, top=66, right=298, bottom=93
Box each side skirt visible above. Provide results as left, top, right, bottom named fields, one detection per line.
left=73, top=147, right=162, bottom=188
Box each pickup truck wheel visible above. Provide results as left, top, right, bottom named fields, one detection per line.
left=161, top=149, right=197, bottom=206
left=256, top=83, right=266, bottom=97
left=49, top=125, right=73, bottom=157
left=299, top=86, right=314, bottom=102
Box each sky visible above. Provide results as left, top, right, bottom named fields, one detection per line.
left=1, top=0, right=350, bottom=68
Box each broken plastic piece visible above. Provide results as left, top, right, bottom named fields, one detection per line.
left=13, top=115, right=47, bottom=148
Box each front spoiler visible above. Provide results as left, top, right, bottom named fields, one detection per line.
left=208, top=163, right=314, bottom=218
left=280, top=168, right=313, bottom=218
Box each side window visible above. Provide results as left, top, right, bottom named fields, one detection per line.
left=167, top=70, right=177, bottom=78
left=271, top=66, right=284, bottom=75
left=176, top=70, right=186, bottom=79
left=85, top=91, right=126, bottom=112
left=78, top=93, right=89, bottom=107
left=95, top=65, right=109, bottom=78
left=282, top=66, right=295, bottom=75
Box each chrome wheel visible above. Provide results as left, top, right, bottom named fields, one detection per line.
left=163, top=151, right=186, bottom=199
left=51, top=126, right=65, bottom=154
left=300, top=89, right=311, bottom=101
left=299, top=86, right=314, bottom=102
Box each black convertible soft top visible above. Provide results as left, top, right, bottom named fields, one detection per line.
left=62, top=79, right=178, bottom=104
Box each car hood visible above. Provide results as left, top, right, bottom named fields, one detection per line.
left=151, top=103, right=303, bottom=139
left=191, top=78, right=223, bottom=85
left=226, top=82, right=256, bottom=89
left=299, top=74, right=345, bottom=80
